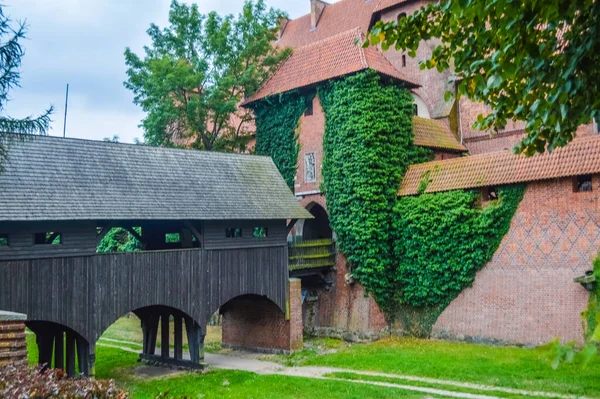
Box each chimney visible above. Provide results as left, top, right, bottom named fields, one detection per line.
left=278, top=17, right=289, bottom=41
left=311, top=0, right=327, bottom=30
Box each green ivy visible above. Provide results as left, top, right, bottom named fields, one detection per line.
left=254, top=69, right=524, bottom=334
left=97, top=228, right=142, bottom=253
left=393, top=186, right=525, bottom=307
left=318, top=70, right=418, bottom=306
left=585, top=255, right=600, bottom=342
left=253, top=90, right=314, bottom=189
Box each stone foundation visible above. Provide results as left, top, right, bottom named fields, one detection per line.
left=221, top=278, right=303, bottom=353
left=0, top=312, right=27, bottom=368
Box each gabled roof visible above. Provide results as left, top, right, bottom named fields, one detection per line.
left=399, top=135, right=600, bottom=196
left=278, top=0, right=409, bottom=49
left=0, top=134, right=312, bottom=221
left=413, top=117, right=466, bottom=152
left=243, top=28, right=418, bottom=105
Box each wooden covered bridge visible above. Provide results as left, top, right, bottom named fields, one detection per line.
left=0, top=134, right=310, bottom=375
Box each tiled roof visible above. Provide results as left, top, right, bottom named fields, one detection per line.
left=278, top=0, right=408, bottom=49
left=399, top=135, right=600, bottom=196
left=243, top=28, right=418, bottom=105
left=413, top=117, right=466, bottom=151
left=0, top=134, right=312, bottom=221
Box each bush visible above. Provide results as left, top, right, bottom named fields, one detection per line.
left=0, top=365, right=129, bottom=399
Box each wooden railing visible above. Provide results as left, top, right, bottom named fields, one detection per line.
left=288, top=239, right=336, bottom=271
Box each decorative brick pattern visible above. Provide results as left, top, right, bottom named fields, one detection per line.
left=0, top=317, right=27, bottom=368
left=433, top=177, right=599, bottom=344
left=221, top=279, right=303, bottom=353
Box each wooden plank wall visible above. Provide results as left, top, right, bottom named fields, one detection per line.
left=203, top=219, right=288, bottom=250
left=0, top=221, right=97, bottom=261
left=0, top=246, right=288, bottom=344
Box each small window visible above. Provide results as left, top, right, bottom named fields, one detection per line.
left=397, top=12, right=407, bottom=23
left=413, top=104, right=418, bottom=116
left=402, top=54, right=407, bottom=67
left=573, top=175, right=593, bottom=193
left=253, top=227, right=268, bottom=238
left=304, top=100, right=313, bottom=116
left=595, top=116, right=600, bottom=134
left=0, top=234, right=8, bottom=247
left=34, top=232, right=62, bottom=245
left=225, top=228, right=242, bottom=238
left=305, top=152, right=317, bottom=183
left=482, top=186, right=498, bottom=201
left=165, top=233, right=181, bottom=243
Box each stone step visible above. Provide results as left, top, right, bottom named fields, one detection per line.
left=0, top=358, right=27, bottom=367
left=0, top=323, right=25, bottom=332
left=0, top=349, right=27, bottom=359
left=0, top=340, right=26, bottom=350
left=0, top=332, right=26, bottom=341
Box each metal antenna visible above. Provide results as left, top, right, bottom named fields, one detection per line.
left=63, top=84, right=69, bottom=138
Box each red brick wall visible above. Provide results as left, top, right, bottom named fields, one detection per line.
left=295, top=95, right=325, bottom=195
left=297, top=193, right=389, bottom=340
left=221, top=279, right=302, bottom=353
left=380, top=1, right=455, bottom=119
left=433, top=176, right=600, bottom=345
left=0, top=320, right=27, bottom=368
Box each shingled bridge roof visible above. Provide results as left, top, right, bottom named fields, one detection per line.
left=0, top=134, right=311, bottom=221
left=243, top=28, right=418, bottom=105
left=399, top=135, right=600, bottom=196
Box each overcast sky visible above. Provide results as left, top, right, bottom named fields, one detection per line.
left=4, top=1, right=325, bottom=143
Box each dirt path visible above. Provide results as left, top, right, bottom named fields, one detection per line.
left=97, top=340, right=588, bottom=399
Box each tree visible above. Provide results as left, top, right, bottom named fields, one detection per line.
left=0, top=6, right=53, bottom=170
left=365, top=0, right=600, bottom=155
left=124, top=0, right=289, bottom=152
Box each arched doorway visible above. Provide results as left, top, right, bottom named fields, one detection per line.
left=301, top=203, right=332, bottom=240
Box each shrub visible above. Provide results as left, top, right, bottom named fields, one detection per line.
left=0, top=365, right=128, bottom=399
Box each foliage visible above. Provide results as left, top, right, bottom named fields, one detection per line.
left=318, top=70, right=416, bottom=307
left=317, top=70, right=522, bottom=321
left=0, top=365, right=128, bottom=398
left=124, top=0, right=289, bottom=152
left=0, top=6, right=53, bottom=171
left=252, top=90, right=312, bottom=188
left=365, top=0, right=600, bottom=155
left=393, top=185, right=525, bottom=308
left=97, top=228, right=142, bottom=253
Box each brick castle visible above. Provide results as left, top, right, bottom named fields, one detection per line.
left=242, top=0, right=600, bottom=346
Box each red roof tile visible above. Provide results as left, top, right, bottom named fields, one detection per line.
left=243, top=28, right=418, bottom=105
left=399, top=135, right=600, bottom=196
left=278, top=0, right=408, bottom=49
left=413, top=117, right=466, bottom=151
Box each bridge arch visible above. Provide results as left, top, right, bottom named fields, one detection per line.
left=295, top=202, right=333, bottom=241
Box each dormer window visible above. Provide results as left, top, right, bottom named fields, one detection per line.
left=573, top=175, right=593, bottom=193
left=305, top=100, right=313, bottom=116
left=482, top=186, right=498, bottom=202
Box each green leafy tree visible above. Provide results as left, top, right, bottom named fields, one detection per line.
left=0, top=6, right=53, bottom=170
left=124, top=0, right=289, bottom=152
left=365, top=0, right=600, bottom=155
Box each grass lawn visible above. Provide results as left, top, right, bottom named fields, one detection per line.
left=274, top=336, right=600, bottom=397
left=26, top=324, right=600, bottom=398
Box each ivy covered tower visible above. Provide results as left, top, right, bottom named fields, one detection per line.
left=243, top=0, right=600, bottom=345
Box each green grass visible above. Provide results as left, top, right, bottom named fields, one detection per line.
left=283, top=337, right=600, bottom=397
left=92, top=345, right=436, bottom=399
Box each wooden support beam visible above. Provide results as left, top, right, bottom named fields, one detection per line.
left=286, top=219, right=298, bottom=234
left=65, top=331, right=76, bottom=377
left=184, top=316, right=203, bottom=364
left=123, top=226, right=147, bottom=250
left=184, top=221, right=202, bottom=243
left=96, top=223, right=117, bottom=245
left=147, top=315, right=159, bottom=355
left=37, top=332, right=54, bottom=370
left=174, top=315, right=183, bottom=360
left=161, top=312, right=170, bottom=359
left=76, top=337, right=89, bottom=376
left=54, top=330, right=64, bottom=370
